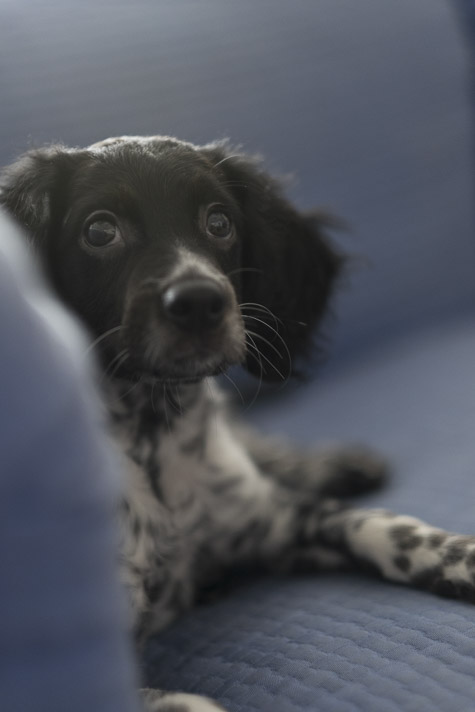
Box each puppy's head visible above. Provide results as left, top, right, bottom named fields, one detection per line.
left=0, top=136, right=343, bottom=383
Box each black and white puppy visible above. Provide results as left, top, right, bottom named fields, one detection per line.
left=2, top=135, right=475, bottom=712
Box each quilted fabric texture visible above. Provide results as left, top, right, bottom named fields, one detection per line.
left=144, top=316, right=475, bottom=711
left=146, top=580, right=475, bottom=712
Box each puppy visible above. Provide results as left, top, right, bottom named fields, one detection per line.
left=2, top=135, right=475, bottom=712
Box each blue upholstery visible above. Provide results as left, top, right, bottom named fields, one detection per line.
left=0, top=1, right=474, bottom=711
left=0, top=216, right=140, bottom=712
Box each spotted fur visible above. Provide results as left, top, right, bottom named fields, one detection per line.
left=1, top=135, right=474, bottom=712
left=319, top=508, right=475, bottom=602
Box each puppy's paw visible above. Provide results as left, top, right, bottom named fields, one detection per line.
left=141, top=688, right=228, bottom=712
left=319, top=445, right=389, bottom=498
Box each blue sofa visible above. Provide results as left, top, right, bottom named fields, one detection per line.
left=1, top=1, right=474, bottom=710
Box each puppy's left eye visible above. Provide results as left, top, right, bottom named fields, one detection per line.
left=206, top=210, right=232, bottom=239
left=83, top=212, right=122, bottom=248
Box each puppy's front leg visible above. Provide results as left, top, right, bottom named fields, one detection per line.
left=203, top=437, right=475, bottom=606
left=203, top=419, right=380, bottom=575
left=234, top=424, right=387, bottom=498
left=318, top=506, right=475, bottom=602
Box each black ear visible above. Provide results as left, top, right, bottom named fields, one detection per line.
left=0, top=146, right=77, bottom=247
left=203, top=142, right=345, bottom=381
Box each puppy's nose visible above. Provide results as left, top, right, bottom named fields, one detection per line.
left=162, top=279, right=227, bottom=332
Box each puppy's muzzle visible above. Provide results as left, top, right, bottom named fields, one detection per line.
left=162, top=278, right=229, bottom=333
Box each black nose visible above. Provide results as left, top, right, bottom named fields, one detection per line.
left=162, top=279, right=227, bottom=332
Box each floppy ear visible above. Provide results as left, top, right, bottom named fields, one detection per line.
left=202, top=143, right=345, bottom=381
left=0, top=147, right=77, bottom=247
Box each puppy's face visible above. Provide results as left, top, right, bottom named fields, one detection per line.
left=45, top=137, right=246, bottom=382
left=0, top=136, right=343, bottom=383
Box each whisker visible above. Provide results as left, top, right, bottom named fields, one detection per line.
left=220, top=370, right=245, bottom=406
left=245, top=332, right=268, bottom=377
left=239, top=302, right=284, bottom=329
left=242, top=337, right=264, bottom=411
left=240, top=302, right=308, bottom=327
left=108, top=376, right=141, bottom=406
left=107, top=351, right=130, bottom=381
left=242, top=302, right=294, bottom=363
left=242, top=311, right=293, bottom=373
left=253, top=328, right=293, bottom=387
left=242, top=307, right=276, bottom=326
left=103, top=348, right=128, bottom=376
left=226, top=267, right=263, bottom=280
left=244, top=333, right=267, bottom=410
left=242, top=313, right=282, bottom=339
left=242, top=310, right=281, bottom=334
left=245, top=326, right=283, bottom=359
left=83, top=325, right=123, bottom=357
left=245, top=330, right=286, bottom=381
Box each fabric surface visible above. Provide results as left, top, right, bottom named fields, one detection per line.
left=0, top=0, right=474, bottom=357
left=144, top=315, right=475, bottom=711
left=0, top=213, right=140, bottom=712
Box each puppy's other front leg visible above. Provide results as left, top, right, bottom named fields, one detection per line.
left=319, top=506, right=475, bottom=602
left=234, top=424, right=388, bottom=498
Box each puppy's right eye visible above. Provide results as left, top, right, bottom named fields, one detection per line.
left=83, top=212, right=121, bottom=248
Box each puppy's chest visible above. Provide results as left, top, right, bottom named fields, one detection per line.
left=108, top=382, right=256, bottom=544
left=107, top=380, right=270, bottom=625
left=114, top=391, right=212, bottom=510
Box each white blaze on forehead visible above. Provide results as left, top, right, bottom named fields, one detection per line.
left=171, top=247, right=225, bottom=283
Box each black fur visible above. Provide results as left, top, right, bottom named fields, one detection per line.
left=0, top=136, right=343, bottom=382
